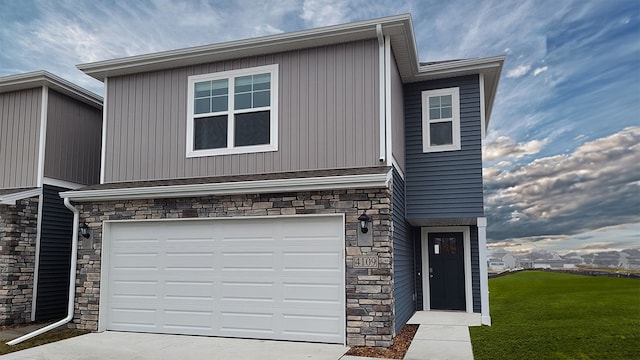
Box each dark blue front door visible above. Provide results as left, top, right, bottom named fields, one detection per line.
left=428, top=232, right=465, bottom=310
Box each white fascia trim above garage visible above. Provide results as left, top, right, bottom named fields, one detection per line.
left=60, top=170, right=393, bottom=201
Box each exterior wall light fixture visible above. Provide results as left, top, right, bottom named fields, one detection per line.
left=358, top=212, right=371, bottom=233
left=80, top=222, right=91, bottom=239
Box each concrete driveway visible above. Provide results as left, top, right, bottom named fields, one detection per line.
left=1, top=332, right=350, bottom=360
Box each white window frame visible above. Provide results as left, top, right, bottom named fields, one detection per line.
left=421, top=87, right=461, bottom=153
left=186, top=64, right=278, bottom=157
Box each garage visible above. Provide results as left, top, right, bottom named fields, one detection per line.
left=101, top=215, right=345, bottom=344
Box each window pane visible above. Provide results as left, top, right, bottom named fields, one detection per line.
left=430, top=121, right=453, bottom=146
left=440, top=95, right=452, bottom=106
left=235, top=93, right=252, bottom=110
left=195, top=81, right=211, bottom=98
left=429, top=108, right=440, bottom=120
left=429, top=96, right=440, bottom=108
left=194, top=98, right=210, bottom=114
left=194, top=115, right=227, bottom=150
left=211, top=79, right=228, bottom=95
left=235, top=111, right=270, bottom=146
left=253, top=90, right=270, bottom=107
left=211, top=96, right=228, bottom=112
left=235, top=76, right=252, bottom=93
left=441, top=105, right=452, bottom=118
left=253, top=73, right=270, bottom=90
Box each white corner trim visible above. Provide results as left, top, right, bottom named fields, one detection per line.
left=377, top=24, right=386, bottom=163
left=384, top=35, right=392, bottom=165
left=479, top=74, right=486, bottom=140
left=391, top=157, right=404, bottom=180
left=60, top=170, right=393, bottom=201
left=36, top=86, right=49, bottom=188
left=43, top=177, right=86, bottom=190
left=100, top=78, right=108, bottom=184
left=421, top=226, right=473, bottom=314
left=477, top=216, right=491, bottom=325
left=0, top=188, right=41, bottom=205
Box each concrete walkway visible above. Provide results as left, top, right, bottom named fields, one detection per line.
left=1, top=312, right=480, bottom=359
left=403, top=311, right=480, bottom=360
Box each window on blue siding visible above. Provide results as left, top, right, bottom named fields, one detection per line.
left=421, top=87, right=461, bottom=153
left=186, top=64, right=278, bottom=157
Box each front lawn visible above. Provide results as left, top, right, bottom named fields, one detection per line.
left=470, top=271, right=640, bottom=360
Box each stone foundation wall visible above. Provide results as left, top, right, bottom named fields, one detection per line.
left=0, top=196, right=39, bottom=326
left=73, top=187, right=395, bottom=347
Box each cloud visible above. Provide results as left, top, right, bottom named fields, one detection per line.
left=483, top=136, right=548, bottom=162
left=301, top=0, right=348, bottom=27
left=506, top=64, right=531, bottom=78
left=485, top=127, right=640, bottom=242
left=533, top=66, right=548, bottom=76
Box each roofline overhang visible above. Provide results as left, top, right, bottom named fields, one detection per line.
left=0, top=71, right=103, bottom=108
left=60, top=170, right=393, bottom=202
left=77, top=14, right=416, bottom=81
left=0, top=188, right=41, bottom=205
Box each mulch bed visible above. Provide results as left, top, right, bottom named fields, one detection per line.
left=345, top=324, right=418, bottom=359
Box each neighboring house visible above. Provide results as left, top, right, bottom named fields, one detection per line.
left=61, top=14, right=504, bottom=347
left=0, top=71, right=102, bottom=325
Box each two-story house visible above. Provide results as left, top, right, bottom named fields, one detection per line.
left=56, top=14, right=502, bottom=347
left=0, top=71, right=102, bottom=326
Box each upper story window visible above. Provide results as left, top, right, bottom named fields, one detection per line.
left=421, top=87, right=460, bottom=153
left=186, top=64, right=278, bottom=157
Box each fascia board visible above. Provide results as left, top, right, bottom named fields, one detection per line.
left=0, top=188, right=41, bottom=205
left=0, top=71, right=103, bottom=108
left=60, top=171, right=393, bottom=202
left=77, top=14, right=413, bottom=80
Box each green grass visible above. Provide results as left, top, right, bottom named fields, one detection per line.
left=0, top=328, right=89, bottom=355
left=470, top=271, right=640, bottom=360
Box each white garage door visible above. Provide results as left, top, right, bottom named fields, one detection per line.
left=104, top=216, right=345, bottom=344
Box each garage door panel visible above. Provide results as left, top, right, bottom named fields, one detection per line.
left=106, top=216, right=345, bottom=343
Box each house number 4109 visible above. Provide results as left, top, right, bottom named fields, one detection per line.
left=353, top=255, right=379, bottom=269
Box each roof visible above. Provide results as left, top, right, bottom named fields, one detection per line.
left=77, top=13, right=503, bottom=123
left=0, top=70, right=103, bottom=108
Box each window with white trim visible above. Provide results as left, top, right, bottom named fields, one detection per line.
left=421, top=87, right=460, bottom=153
left=186, top=64, right=278, bottom=157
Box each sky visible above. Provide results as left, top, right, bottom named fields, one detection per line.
left=1, top=0, right=638, bottom=255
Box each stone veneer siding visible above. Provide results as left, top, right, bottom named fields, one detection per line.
left=0, top=196, right=39, bottom=326
left=72, top=187, right=397, bottom=347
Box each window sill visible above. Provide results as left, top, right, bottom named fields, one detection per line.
left=186, top=144, right=278, bottom=158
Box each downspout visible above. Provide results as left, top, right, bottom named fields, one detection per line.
left=8, top=197, right=79, bottom=345
left=376, top=24, right=386, bottom=163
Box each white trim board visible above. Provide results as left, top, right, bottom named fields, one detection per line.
left=0, top=188, right=41, bottom=205
left=43, top=177, right=85, bottom=190
left=61, top=170, right=393, bottom=202
left=421, top=226, right=473, bottom=314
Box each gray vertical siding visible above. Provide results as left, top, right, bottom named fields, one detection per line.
left=44, top=89, right=102, bottom=185
left=404, top=75, right=484, bottom=221
left=0, top=88, right=42, bottom=189
left=390, top=54, right=405, bottom=172
left=104, top=39, right=380, bottom=183
left=392, top=168, right=414, bottom=332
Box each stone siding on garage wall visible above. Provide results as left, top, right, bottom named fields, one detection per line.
left=72, top=186, right=396, bottom=347
left=0, top=196, right=39, bottom=326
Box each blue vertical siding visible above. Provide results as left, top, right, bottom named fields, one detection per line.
left=404, top=75, right=484, bottom=221
left=392, top=168, right=415, bottom=332
left=471, top=226, right=481, bottom=312
left=35, top=185, right=73, bottom=321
